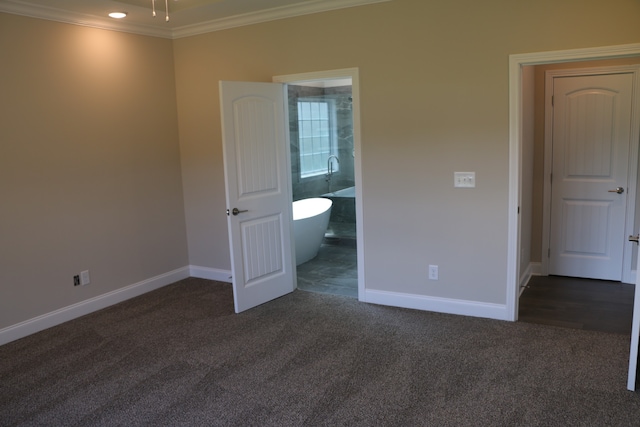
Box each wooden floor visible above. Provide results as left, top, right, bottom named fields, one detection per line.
left=519, top=275, right=635, bottom=335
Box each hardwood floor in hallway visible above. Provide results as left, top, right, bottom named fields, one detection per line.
left=519, top=275, right=635, bottom=335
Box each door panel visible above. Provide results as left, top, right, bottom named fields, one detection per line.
left=220, top=81, right=294, bottom=313
left=241, top=215, right=283, bottom=283
left=549, top=73, right=633, bottom=281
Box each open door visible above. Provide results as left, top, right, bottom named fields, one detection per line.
left=628, top=235, right=640, bottom=390
left=220, top=81, right=295, bottom=313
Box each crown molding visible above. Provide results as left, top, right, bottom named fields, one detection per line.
left=0, top=0, right=173, bottom=38
left=0, top=0, right=392, bottom=40
left=172, top=0, right=392, bottom=39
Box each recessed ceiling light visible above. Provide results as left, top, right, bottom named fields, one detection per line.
left=108, top=12, right=128, bottom=19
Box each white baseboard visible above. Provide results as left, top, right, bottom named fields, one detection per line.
left=0, top=266, right=190, bottom=346
left=529, top=262, right=543, bottom=276
left=519, top=262, right=537, bottom=288
left=519, top=262, right=542, bottom=296
left=189, top=265, right=232, bottom=283
left=364, top=289, right=509, bottom=321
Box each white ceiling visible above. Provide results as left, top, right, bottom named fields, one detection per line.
left=0, top=0, right=390, bottom=39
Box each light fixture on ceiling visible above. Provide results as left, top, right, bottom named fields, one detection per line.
left=152, top=0, right=171, bottom=22
left=108, top=12, right=128, bottom=19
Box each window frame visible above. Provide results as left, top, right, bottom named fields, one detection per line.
left=296, top=97, right=339, bottom=179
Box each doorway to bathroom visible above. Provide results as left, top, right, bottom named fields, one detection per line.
left=274, top=69, right=363, bottom=299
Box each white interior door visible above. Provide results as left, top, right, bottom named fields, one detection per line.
left=220, top=81, right=295, bottom=313
left=549, top=73, right=634, bottom=281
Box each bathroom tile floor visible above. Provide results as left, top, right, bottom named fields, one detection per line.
left=324, top=221, right=356, bottom=239
left=296, top=222, right=358, bottom=298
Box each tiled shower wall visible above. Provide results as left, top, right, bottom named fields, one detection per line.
left=288, top=85, right=355, bottom=201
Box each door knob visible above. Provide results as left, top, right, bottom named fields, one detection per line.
left=231, top=207, right=248, bottom=216
left=226, top=208, right=249, bottom=216
left=630, top=235, right=640, bottom=244
left=608, top=187, right=625, bottom=194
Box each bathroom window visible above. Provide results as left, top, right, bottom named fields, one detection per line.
left=297, top=99, right=338, bottom=178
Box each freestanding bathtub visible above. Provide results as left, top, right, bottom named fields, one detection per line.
left=292, top=197, right=333, bottom=265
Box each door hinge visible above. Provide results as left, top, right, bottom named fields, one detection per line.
left=550, top=173, right=553, bottom=185
left=551, top=95, right=554, bottom=107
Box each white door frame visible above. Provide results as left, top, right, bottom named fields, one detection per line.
left=507, top=43, right=640, bottom=321
left=273, top=68, right=365, bottom=301
left=541, top=66, right=640, bottom=284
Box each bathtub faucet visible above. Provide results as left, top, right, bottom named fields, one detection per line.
left=326, top=155, right=340, bottom=180
left=326, top=155, right=339, bottom=193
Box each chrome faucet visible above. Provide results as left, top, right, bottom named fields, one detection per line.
left=326, top=155, right=339, bottom=193
left=327, top=155, right=340, bottom=177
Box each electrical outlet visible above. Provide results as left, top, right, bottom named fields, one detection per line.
left=80, top=270, right=91, bottom=286
left=73, top=275, right=81, bottom=286
left=429, top=265, right=438, bottom=280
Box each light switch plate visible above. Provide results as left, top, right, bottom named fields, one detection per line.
left=454, top=172, right=475, bottom=188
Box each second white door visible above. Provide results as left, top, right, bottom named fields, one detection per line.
left=549, top=72, right=634, bottom=281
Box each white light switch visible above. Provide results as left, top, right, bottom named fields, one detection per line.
left=454, top=172, right=475, bottom=188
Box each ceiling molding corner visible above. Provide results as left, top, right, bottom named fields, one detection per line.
left=0, top=0, right=170, bottom=39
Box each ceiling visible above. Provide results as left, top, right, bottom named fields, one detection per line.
left=0, top=0, right=389, bottom=38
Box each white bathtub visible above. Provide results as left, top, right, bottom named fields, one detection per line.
left=292, top=197, right=333, bottom=265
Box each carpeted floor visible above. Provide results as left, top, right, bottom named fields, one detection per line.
left=1, top=277, right=639, bottom=426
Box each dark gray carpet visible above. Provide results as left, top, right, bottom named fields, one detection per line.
left=1, top=277, right=639, bottom=426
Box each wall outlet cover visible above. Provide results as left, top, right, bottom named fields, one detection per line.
left=80, top=270, right=91, bottom=286
left=429, top=265, right=438, bottom=280
left=454, top=172, right=476, bottom=188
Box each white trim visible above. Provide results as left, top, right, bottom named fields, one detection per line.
left=541, top=65, right=640, bottom=284
left=173, top=0, right=392, bottom=39
left=519, top=262, right=534, bottom=291
left=273, top=68, right=361, bottom=84
left=0, top=0, right=173, bottom=38
left=508, top=43, right=640, bottom=323
left=628, top=254, right=640, bottom=390
left=507, top=55, right=522, bottom=321
left=296, top=97, right=339, bottom=179
left=365, top=289, right=509, bottom=321
left=189, top=265, right=233, bottom=283
left=529, top=262, right=543, bottom=277
left=518, top=262, right=542, bottom=296
left=0, top=0, right=392, bottom=40
left=0, top=267, right=190, bottom=346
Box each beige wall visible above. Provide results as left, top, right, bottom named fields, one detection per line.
left=174, top=0, right=640, bottom=306
left=0, top=14, right=188, bottom=329
left=3, top=0, right=640, bottom=332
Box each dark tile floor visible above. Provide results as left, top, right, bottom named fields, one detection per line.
left=296, top=222, right=358, bottom=298
left=519, top=275, right=635, bottom=335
